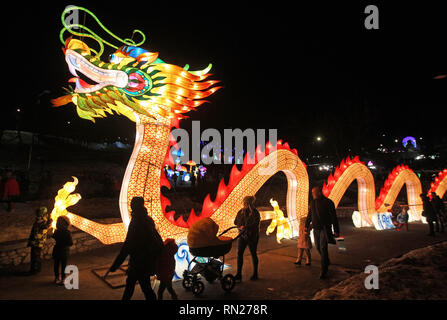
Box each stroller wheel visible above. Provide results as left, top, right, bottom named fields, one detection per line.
left=221, top=274, right=236, bottom=292
left=182, top=276, right=193, bottom=290
left=192, top=280, right=204, bottom=296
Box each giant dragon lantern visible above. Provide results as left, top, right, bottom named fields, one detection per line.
left=51, top=6, right=309, bottom=249
left=52, top=7, right=446, bottom=277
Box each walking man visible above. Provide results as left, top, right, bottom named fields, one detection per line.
left=108, top=197, right=163, bottom=300
left=421, top=193, right=437, bottom=236
left=431, top=192, right=445, bottom=233
left=306, top=186, right=340, bottom=279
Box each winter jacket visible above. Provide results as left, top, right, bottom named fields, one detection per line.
left=297, top=223, right=312, bottom=249
left=422, top=199, right=437, bottom=220
left=156, top=238, right=178, bottom=282
left=306, top=196, right=340, bottom=234
left=52, top=228, right=73, bottom=259
left=110, top=210, right=163, bottom=276
left=28, top=208, right=52, bottom=248
left=432, top=197, right=445, bottom=217
left=234, top=207, right=260, bottom=239
left=3, top=178, right=20, bottom=198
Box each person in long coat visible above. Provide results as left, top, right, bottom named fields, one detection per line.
left=421, top=193, right=438, bottom=236
left=109, top=197, right=163, bottom=300
left=431, top=193, right=445, bottom=233
left=305, top=186, right=340, bottom=279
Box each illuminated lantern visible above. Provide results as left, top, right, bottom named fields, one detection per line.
left=266, top=199, right=292, bottom=244
left=427, top=169, right=447, bottom=200
left=371, top=212, right=395, bottom=230
left=402, top=136, right=417, bottom=149
left=52, top=6, right=309, bottom=246
left=375, top=165, right=423, bottom=222
left=52, top=7, right=443, bottom=251
left=322, top=157, right=441, bottom=229
left=322, top=156, right=375, bottom=227
left=50, top=177, right=82, bottom=230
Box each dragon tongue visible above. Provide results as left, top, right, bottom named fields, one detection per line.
left=77, top=77, right=94, bottom=88
left=70, top=77, right=94, bottom=89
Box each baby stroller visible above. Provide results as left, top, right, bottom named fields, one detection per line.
left=182, top=218, right=243, bottom=296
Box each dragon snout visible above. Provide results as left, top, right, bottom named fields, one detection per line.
left=65, top=49, right=128, bottom=93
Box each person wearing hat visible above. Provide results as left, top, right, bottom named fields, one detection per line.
left=27, top=206, right=52, bottom=274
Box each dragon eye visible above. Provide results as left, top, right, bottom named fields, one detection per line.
left=109, top=54, right=123, bottom=64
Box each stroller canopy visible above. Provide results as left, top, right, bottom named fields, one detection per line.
left=187, top=218, right=232, bottom=249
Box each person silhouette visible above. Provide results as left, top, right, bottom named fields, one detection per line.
left=108, top=197, right=163, bottom=300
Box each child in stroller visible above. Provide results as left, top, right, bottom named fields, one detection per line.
left=182, top=217, right=243, bottom=296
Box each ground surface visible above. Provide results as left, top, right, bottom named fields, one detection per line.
left=1, top=219, right=446, bottom=300
left=313, top=241, right=447, bottom=299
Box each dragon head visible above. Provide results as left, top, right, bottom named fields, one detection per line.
left=52, top=37, right=221, bottom=122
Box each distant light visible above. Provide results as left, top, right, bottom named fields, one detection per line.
left=67, top=121, right=71, bottom=125
left=419, top=137, right=423, bottom=140
left=394, top=139, right=398, bottom=143
left=380, top=144, right=383, bottom=147
left=318, top=164, right=331, bottom=171
left=316, top=136, right=322, bottom=142
left=382, top=134, right=386, bottom=137
left=433, top=74, right=446, bottom=80
left=17, top=108, right=21, bottom=112
left=415, top=155, right=425, bottom=160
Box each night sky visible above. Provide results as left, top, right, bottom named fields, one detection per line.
left=3, top=2, right=446, bottom=157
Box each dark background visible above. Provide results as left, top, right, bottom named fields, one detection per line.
left=2, top=1, right=446, bottom=158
